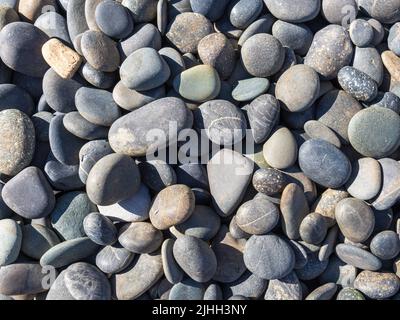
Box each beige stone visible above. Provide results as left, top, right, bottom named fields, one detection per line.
left=382, top=50, right=400, bottom=83
left=42, top=38, right=82, bottom=79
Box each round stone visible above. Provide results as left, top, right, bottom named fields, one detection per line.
left=372, top=159, right=400, bottom=211
left=298, top=139, right=351, bottom=188
left=166, top=12, right=213, bottom=54
left=263, top=127, right=297, bottom=169
left=86, top=153, right=141, bottom=206
left=169, top=278, right=205, bottom=300
left=83, top=212, right=117, bottom=246
left=335, top=198, right=375, bottom=243
left=346, top=157, right=382, bottom=200
left=122, top=0, right=157, bottom=23
left=337, top=287, right=365, bottom=300
left=299, top=213, right=327, bottom=245
left=370, top=231, right=400, bottom=260
left=0, top=22, right=49, bottom=77
left=304, top=25, right=353, bottom=80
left=338, top=66, right=378, bottom=102
left=81, top=30, right=120, bottom=72
left=75, top=87, right=121, bottom=127
left=229, top=0, right=263, bottom=29
left=32, top=112, right=52, bottom=142
left=118, top=222, right=163, bottom=254
left=241, top=33, right=285, bottom=77
left=161, top=239, right=184, bottom=284
left=244, top=234, right=295, bottom=280
left=173, top=65, right=221, bottom=102
left=0, top=219, right=21, bottom=266
left=120, top=47, right=170, bottom=91
left=173, top=235, right=217, bottom=283
left=193, top=99, right=246, bottom=146
left=149, top=184, right=195, bottom=230
left=321, top=0, right=357, bottom=25
left=252, top=168, right=287, bottom=196
left=95, top=244, right=134, bottom=275
left=264, top=272, right=302, bottom=300
left=232, top=78, right=270, bottom=102
left=354, top=271, right=400, bottom=299
left=349, top=19, right=374, bottom=47
left=272, top=20, right=313, bottom=55
left=2, top=167, right=55, bottom=219
left=348, top=107, right=400, bottom=158
left=175, top=205, right=220, bottom=240
left=264, top=0, right=321, bottom=22
left=235, top=197, right=280, bottom=235
left=304, top=120, right=341, bottom=148
left=21, top=224, right=59, bottom=260
left=0, top=109, right=35, bottom=176
left=335, top=244, right=382, bottom=271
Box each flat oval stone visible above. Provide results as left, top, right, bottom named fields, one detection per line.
left=175, top=205, right=220, bottom=240
left=272, top=20, right=313, bottom=55
left=299, top=213, right=327, bottom=245
left=138, top=160, right=177, bottom=192
left=194, top=99, right=246, bottom=146
left=42, top=68, right=83, bottom=113
left=120, top=47, right=170, bottom=91
left=149, top=184, right=195, bottom=230
left=109, top=97, right=191, bottom=157
left=0, top=84, right=34, bottom=115
left=34, top=11, right=71, bottom=44
left=119, top=23, right=161, bottom=58
left=98, top=184, right=151, bottom=222
left=280, top=183, right=309, bottom=240
left=63, top=113, right=108, bottom=143
left=335, top=244, right=382, bottom=271
left=190, top=0, right=230, bottom=22
left=2, top=167, right=55, bottom=219
left=86, top=153, right=141, bottom=206
left=353, top=47, right=383, bottom=86
left=0, top=22, right=49, bottom=77
left=370, top=231, right=400, bottom=260
left=304, top=25, right=353, bottom=80
left=354, top=271, right=400, bottom=299
left=166, top=12, right=213, bottom=53
left=67, top=0, right=89, bottom=44
left=173, top=65, right=221, bottom=102
left=264, top=271, right=302, bottom=300
left=232, top=78, right=269, bottom=102
left=335, top=198, right=375, bottom=243
left=79, top=63, right=116, bottom=90
left=83, top=212, right=117, bottom=246
left=0, top=263, right=47, bottom=296
left=236, top=197, right=280, bottom=235
left=304, top=120, right=341, bottom=148
left=338, top=66, right=378, bottom=102
left=264, top=0, right=320, bottom=22
left=263, top=127, right=297, bottom=169
left=119, top=222, right=163, bottom=254
left=40, top=237, right=99, bottom=268
left=241, top=33, right=285, bottom=77
left=49, top=114, right=86, bottom=165
left=346, top=157, right=382, bottom=200
left=169, top=278, right=205, bottom=300
left=81, top=30, right=119, bottom=72
left=0, top=219, right=21, bottom=266
left=348, top=107, right=400, bottom=158
left=222, top=271, right=268, bottom=299
left=299, top=139, right=351, bottom=188
left=173, top=235, right=217, bottom=283
left=95, top=244, right=134, bottom=274
left=161, top=239, right=184, bottom=284
left=0, top=109, right=35, bottom=176
left=122, top=0, right=157, bottom=23
left=75, top=87, right=121, bottom=127
left=229, top=0, right=263, bottom=29
left=244, top=234, right=295, bottom=280
left=372, top=159, right=400, bottom=211
left=21, top=224, right=59, bottom=260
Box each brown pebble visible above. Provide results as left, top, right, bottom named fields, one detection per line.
left=382, top=50, right=400, bottom=83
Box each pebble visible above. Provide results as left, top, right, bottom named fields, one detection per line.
left=346, top=157, right=382, bottom=200
left=34, top=12, right=70, bottom=44
left=161, top=239, right=184, bottom=284
left=229, top=0, right=263, bottom=30
left=86, top=153, right=141, bottom=206
left=252, top=168, right=287, bottom=196
left=63, top=112, right=108, bottom=141
left=2, top=167, right=55, bottom=219
left=95, top=244, right=134, bottom=275
left=354, top=271, right=400, bottom=299
left=32, top=112, right=52, bottom=142
left=241, top=33, right=285, bottom=77
left=243, top=234, right=295, bottom=280
left=67, top=0, right=88, bottom=45
left=0, top=109, right=35, bottom=176
left=119, top=222, right=163, bottom=254
left=321, top=0, right=357, bottom=25
left=299, top=139, right=351, bottom=188
left=109, top=97, right=192, bottom=157
left=0, top=83, right=34, bottom=115
left=119, top=23, right=161, bottom=58
left=83, top=212, right=117, bottom=246
left=79, top=63, right=116, bottom=90
left=263, top=127, right=297, bottom=169
left=349, top=19, right=374, bottom=47
left=232, top=78, right=270, bottom=102
left=138, top=160, right=177, bottom=192
left=45, top=152, right=81, bottom=192
left=369, top=92, right=400, bottom=114
left=169, top=278, right=205, bottom=300
left=264, top=0, right=321, bottom=22
left=295, top=243, right=329, bottom=281
left=382, top=50, right=400, bottom=84
left=0, top=219, right=21, bottom=266
left=264, top=272, right=302, bottom=300
left=338, top=66, right=378, bottom=102
left=337, top=287, right=365, bottom=300
left=299, top=213, right=327, bottom=245
left=21, top=224, right=59, bottom=260
left=238, top=14, right=275, bottom=47
left=372, top=159, right=400, bottom=211
left=223, top=271, right=267, bottom=299
left=335, top=244, right=382, bottom=271
left=122, top=0, right=157, bottom=23
left=353, top=47, right=383, bottom=86
left=389, top=23, right=400, bottom=56
left=370, top=231, right=400, bottom=260
left=175, top=163, right=208, bottom=190
left=272, top=20, right=313, bottom=55
left=335, top=198, right=375, bottom=243
left=0, top=5, right=18, bottom=31
left=320, top=254, right=357, bottom=288
left=204, top=283, right=223, bottom=300
left=305, top=283, right=337, bottom=300
left=190, top=0, right=229, bottom=22
left=304, top=120, right=341, bottom=148
left=173, top=235, right=217, bottom=282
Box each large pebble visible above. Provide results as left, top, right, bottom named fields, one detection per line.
left=304, top=120, right=341, bottom=148
left=161, top=239, right=184, bottom=284
left=354, top=271, right=400, bottom=299
left=34, top=12, right=71, bottom=44
left=264, top=0, right=321, bottom=22
left=312, top=189, right=349, bottom=227
left=169, top=278, right=205, bottom=300
left=299, top=213, right=327, bottom=245
left=190, top=0, right=230, bottom=22
left=83, top=212, right=117, bottom=246
left=372, top=159, right=400, bottom=211
left=321, top=0, right=357, bottom=25
left=358, top=0, right=400, bottom=24
left=335, top=244, right=382, bottom=271
left=95, top=244, right=134, bottom=275
left=272, top=20, right=313, bottom=55
left=338, top=66, right=378, bottom=102
left=0, top=219, right=21, bottom=266
left=352, top=47, right=383, bottom=86
left=370, top=231, right=400, bottom=260
left=119, top=222, right=163, bottom=254
left=232, top=78, right=270, bottom=102
left=263, top=127, right=297, bottom=169
left=229, top=0, right=263, bottom=29
left=21, top=224, right=59, bottom=260
left=252, top=168, right=287, bottom=196
left=122, top=0, right=157, bottom=23
left=139, top=160, right=177, bottom=192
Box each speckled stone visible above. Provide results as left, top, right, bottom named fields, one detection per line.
left=244, top=234, right=295, bottom=280
left=353, top=47, right=383, bottom=86
left=304, top=25, right=353, bottom=80
left=354, top=271, right=400, bottom=299
left=252, top=168, right=287, bottom=196
left=21, top=224, right=59, bottom=260
left=264, top=0, right=321, bottom=23
left=166, top=12, right=213, bottom=54
left=0, top=219, right=21, bottom=266
left=336, top=244, right=382, bottom=271
left=370, top=231, right=400, bottom=260
left=119, top=221, right=163, bottom=254
left=0, top=109, right=35, bottom=176
left=346, top=157, right=382, bottom=200
left=138, top=160, right=177, bottom=192
left=232, top=78, right=270, bottom=102
left=241, top=33, right=285, bottom=77
left=348, top=107, right=400, bottom=158
left=264, top=271, right=302, bottom=300
left=338, top=67, right=378, bottom=102
left=372, top=159, right=400, bottom=211
left=337, top=287, right=365, bottom=300
left=299, top=139, right=351, bottom=188
left=95, top=244, right=134, bottom=275
left=263, top=127, right=297, bottom=169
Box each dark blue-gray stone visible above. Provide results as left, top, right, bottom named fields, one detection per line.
left=12, top=72, right=43, bottom=102
left=175, top=163, right=208, bottom=190
left=335, top=244, right=382, bottom=271
left=353, top=47, right=383, bottom=86
left=67, top=0, right=89, bottom=45
left=0, top=184, right=13, bottom=219
left=319, top=255, right=357, bottom=288
left=372, top=159, right=400, bottom=211
left=37, top=94, right=51, bottom=112
left=79, top=63, right=117, bottom=90
left=370, top=231, right=400, bottom=260
left=338, top=66, right=378, bottom=102
left=190, top=0, right=230, bottom=22
left=298, top=139, right=351, bottom=188
left=34, top=11, right=71, bottom=44
left=0, top=83, right=34, bottom=115
left=21, top=224, right=60, bottom=260
left=63, top=112, right=109, bottom=140
left=272, top=20, right=313, bottom=55
left=204, top=283, right=223, bottom=300
left=32, top=112, right=53, bottom=142
left=229, top=0, right=263, bottom=29
left=264, top=0, right=321, bottom=22
left=296, top=242, right=329, bottom=281
left=169, top=278, right=205, bottom=300
left=95, top=244, right=134, bottom=274
left=138, top=159, right=177, bottom=192
left=161, top=239, right=184, bottom=284
left=222, top=271, right=268, bottom=299
left=349, top=19, right=373, bottom=47
left=159, top=47, right=185, bottom=85
left=368, top=92, right=400, bottom=114
left=51, top=191, right=97, bottom=241
left=83, top=212, right=117, bottom=246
